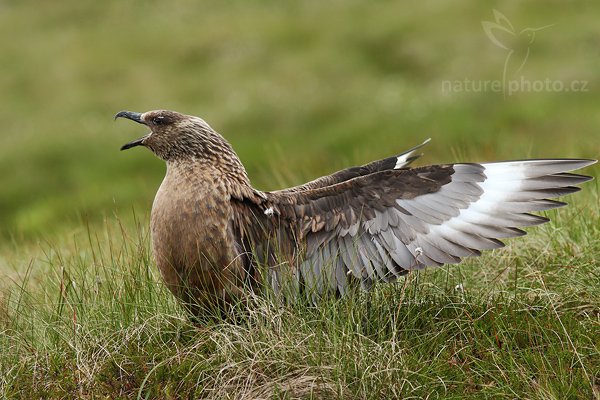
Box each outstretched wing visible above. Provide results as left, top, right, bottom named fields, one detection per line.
left=268, top=159, right=595, bottom=299
left=272, top=139, right=430, bottom=194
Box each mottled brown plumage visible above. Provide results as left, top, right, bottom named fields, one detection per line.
left=116, top=110, right=595, bottom=314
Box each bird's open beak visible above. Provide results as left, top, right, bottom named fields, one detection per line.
left=120, top=137, right=147, bottom=151
left=115, top=111, right=148, bottom=151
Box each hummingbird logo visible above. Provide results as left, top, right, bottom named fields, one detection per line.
left=482, top=10, right=553, bottom=93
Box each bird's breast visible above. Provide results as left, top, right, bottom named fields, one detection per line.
left=150, top=171, right=238, bottom=284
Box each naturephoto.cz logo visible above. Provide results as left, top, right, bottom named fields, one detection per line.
left=442, top=10, right=589, bottom=97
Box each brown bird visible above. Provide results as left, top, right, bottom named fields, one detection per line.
left=116, top=110, right=595, bottom=315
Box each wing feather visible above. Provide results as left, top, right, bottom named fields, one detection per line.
left=264, top=156, right=595, bottom=298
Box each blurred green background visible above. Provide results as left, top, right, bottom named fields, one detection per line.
left=1, top=0, right=598, bottom=240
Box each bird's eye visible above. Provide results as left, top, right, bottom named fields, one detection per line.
left=152, top=116, right=165, bottom=125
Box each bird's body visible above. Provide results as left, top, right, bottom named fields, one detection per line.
left=116, top=110, right=595, bottom=315
left=145, top=127, right=267, bottom=313
left=151, top=159, right=246, bottom=309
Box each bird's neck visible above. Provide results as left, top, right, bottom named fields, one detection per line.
left=165, top=157, right=255, bottom=200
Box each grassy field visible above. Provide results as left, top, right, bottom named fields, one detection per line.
left=1, top=1, right=599, bottom=398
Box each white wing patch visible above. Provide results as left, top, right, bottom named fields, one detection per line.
left=394, top=138, right=431, bottom=169
left=397, top=160, right=593, bottom=268
left=394, top=154, right=413, bottom=169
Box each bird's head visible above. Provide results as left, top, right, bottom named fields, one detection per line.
left=115, top=109, right=229, bottom=162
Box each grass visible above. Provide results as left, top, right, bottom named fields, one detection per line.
left=1, top=0, right=600, bottom=398
left=1, top=201, right=599, bottom=398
